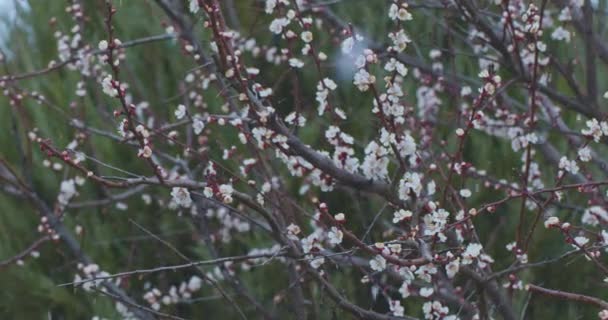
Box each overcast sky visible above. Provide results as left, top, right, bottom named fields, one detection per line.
left=0, top=0, right=32, bottom=55
left=0, top=0, right=19, bottom=27
left=0, top=0, right=19, bottom=50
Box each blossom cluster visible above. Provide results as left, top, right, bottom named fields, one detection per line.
left=4, top=0, right=608, bottom=319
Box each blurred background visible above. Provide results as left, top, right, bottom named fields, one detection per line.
left=0, top=0, right=607, bottom=319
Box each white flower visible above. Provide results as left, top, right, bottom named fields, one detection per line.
left=445, top=259, right=460, bottom=278
left=101, top=75, right=118, bottom=97
left=187, top=276, right=202, bottom=291
left=285, top=112, right=306, bottom=127
left=429, top=49, right=442, bottom=59
left=427, top=181, right=436, bottom=196
left=175, top=104, right=187, bottom=119
left=287, top=224, right=301, bottom=240
left=171, top=187, right=192, bottom=208
left=484, top=82, right=496, bottom=95
left=398, top=282, right=411, bottom=298
left=138, top=146, right=152, bottom=158
left=582, top=206, right=608, bottom=226
left=393, top=209, right=412, bottom=223
left=369, top=255, right=387, bottom=271
left=389, top=4, right=412, bottom=21
left=327, top=227, right=343, bottom=245
left=189, top=0, right=199, bottom=13
left=288, top=58, right=304, bottom=68
left=398, top=172, right=423, bottom=201
left=301, top=235, right=317, bottom=254
left=573, top=236, right=589, bottom=248
left=578, top=147, right=592, bottom=162
left=323, top=78, right=337, bottom=90
left=353, top=69, right=376, bottom=91
left=341, top=37, right=354, bottom=54
left=310, top=256, right=325, bottom=269
left=258, top=87, right=273, bottom=98
left=219, top=184, right=234, bottom=203
left=384, top=58, right=408, bottom=76
left=581, top=119, right=605, bottom=142
left=265, top=0, right=277, bottom=13
left=459, top=189, right=472, bottom=198
left=415, top=264, right=437, bottom=282
left=388, top=3, right=399, bottom=20
left=388, top=29, right=411, bottom=52
left=397, top=134, right=416, bottom=158
left=193, top=118, right=205, bottom=134
left=461, top=86, right=472, bottom=96
left=558, top=157, right=579, bottom=175
left=551, top=27, right=571, bottom=42
left=462, top=243, right=483, bottom=265
left=544, top=216, right=560, bottom=228
left=419, top=287, right=434, bottom=298
left=300, top=31, right=313, bottom=43
left=58, top=179, right=78, bottom=205
left=98, top=40, right=108, bottom=51
left=558, top=7, right=572, bottom=21
left=390, top=300, right=405, bottom=317
left=269, top=18, right=289, bottom=34
left=82, top=263, right=99, bottom=275
left=361, top=141, right=390, bottom=180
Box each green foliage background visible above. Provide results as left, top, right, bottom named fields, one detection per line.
left=0, top=1, right=606, bottom=319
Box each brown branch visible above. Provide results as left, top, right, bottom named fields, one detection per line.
left=308, top=266, right=419, bottom=320
left=527, top=284, right=608, bottom=309
left=0, top=236, right=49, bottom=269
left=92, top=287, right=187, bottom=320
left=129, top=219, right=249, bottom=320
left=59, top=251, right=286, bottom=287
left=1, top=33, right=175, bottom=81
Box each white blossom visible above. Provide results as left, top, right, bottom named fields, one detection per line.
left=264, top=0, right=277, bottom=13
left=398, top=172, right=423, bottom=201
left=171, top=187, right=192, bottom=208
left=187, top=276, right=202, bottom=291
left=193, top=118, right=205, bottom=134
left=419, top=287, right=434, bottom=298
left=101, top=75, right=118, bottom=97
left=573, top=236, right=589, bottom=248
left=353, top=69, right=376, bottom=91
left=544, top=216, right=560, bottom=228
left=390, top=300, right=405, bottom=317
left=269, top=18, right=289, bottom=34
left=189, top=0, right=199, bottom=13
left=369, top=255, right=387, bottom=271
left=559, top=157, right=579, bottom=175
left=459, top=189, right=472, bottom=198
left=341, top=37, right=354, bottom=54
left=175, top=104, right=187, bottom=120
left=582, top=206, right=608, bottom=226
left=327, top=227, right=343, bottom=245
left=578, top=146, right=592, bottom=162
left=393, top=209, right=412, bottom=223
left=445, top=259, right=460, bottom=278
left=462, top=243, right=483, bottom=265
left=388, top=29, right=411, bottom=52
left=551, top=27, right=571, bottom=42
left=310, top=256, right=325, bottom=269
left=98, top=40, right=108, bottom=51
left=300, top=31, right=313, bottom=43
